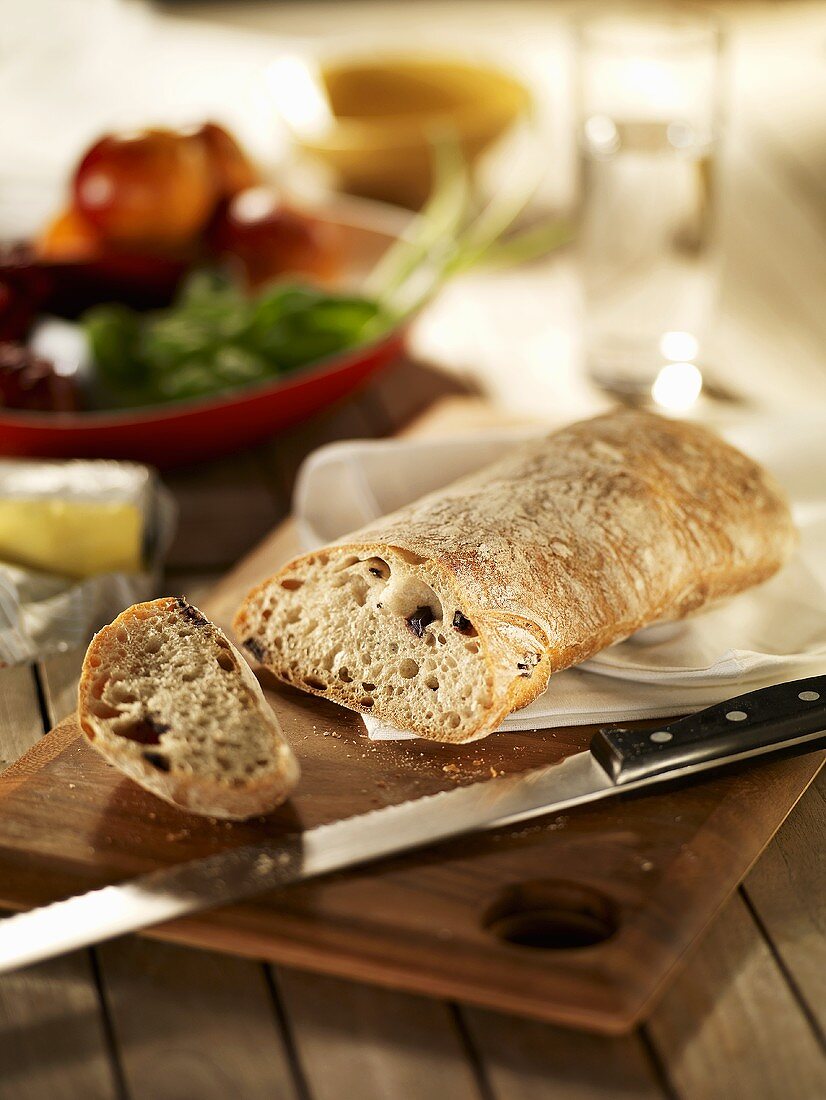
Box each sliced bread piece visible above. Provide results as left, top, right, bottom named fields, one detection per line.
left=78, top=596, right=299, bottom=819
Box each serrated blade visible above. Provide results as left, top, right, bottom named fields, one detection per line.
left=0, top=749, right=616, bottom=973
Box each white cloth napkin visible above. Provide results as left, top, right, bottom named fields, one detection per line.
left=293, top=414, right=826, bottom=739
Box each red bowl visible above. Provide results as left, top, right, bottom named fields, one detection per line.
left=0, top=200, right=409, bottom=467
left=0, top=328, right=405, bottom=466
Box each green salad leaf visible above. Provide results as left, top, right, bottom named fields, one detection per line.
left=83, top=273, right=389, bottom=409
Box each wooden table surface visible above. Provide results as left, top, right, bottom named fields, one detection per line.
left=2, top=2, right=826, bottom=1097
left=1, top=360, right=824, bottom=1099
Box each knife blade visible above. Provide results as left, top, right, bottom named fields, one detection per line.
left=0, top=675, right=824, bottom=974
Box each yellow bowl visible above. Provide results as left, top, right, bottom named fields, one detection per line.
left=276, top=56, right=531, bottom=208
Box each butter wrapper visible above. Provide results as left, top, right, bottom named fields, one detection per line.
left=0, top=460, right=176, bottom=667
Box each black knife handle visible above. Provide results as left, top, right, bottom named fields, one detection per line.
left=590, top=675, right=826, bottom=785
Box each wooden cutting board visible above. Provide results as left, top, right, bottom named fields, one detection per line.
left=0, top=457, right=823, bottom=1036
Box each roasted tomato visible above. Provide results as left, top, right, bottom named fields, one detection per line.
left=207, top=188, right=340, bottom=288
left=36, top=205, right=102, bottom=261
left=73, top=128, right=216, bottom=250
left=195, top=121, right=259, bottom=200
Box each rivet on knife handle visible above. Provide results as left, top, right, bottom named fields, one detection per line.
left=590, top=675, right=826, bottom=785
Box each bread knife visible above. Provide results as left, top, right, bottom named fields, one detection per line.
left=0, top=675, right=824, bottom=974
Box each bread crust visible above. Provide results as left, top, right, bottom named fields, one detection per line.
left=79, top=597, right=299, bottom=819
left=234, top=410, right=797, bottom=743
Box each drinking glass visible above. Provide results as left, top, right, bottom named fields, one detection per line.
left=576, top=8, right=723, bottom=406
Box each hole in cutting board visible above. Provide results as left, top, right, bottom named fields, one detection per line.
left=482, top=880, right=618, bottom=950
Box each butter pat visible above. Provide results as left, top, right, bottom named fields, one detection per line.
left=0, top=461, right=152, bottom=579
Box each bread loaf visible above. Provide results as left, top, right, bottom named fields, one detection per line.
left=79, top=597, right=299, bottom=818
left=234, top=410, right=796, bottom=743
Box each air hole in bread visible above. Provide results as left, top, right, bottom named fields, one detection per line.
left=465, top=642, right=480, bottom=654
left=281, top=578, right=303, bottom=591
left=381, top=574, right=442, bottom=624
left=350, top=577, right=369, bottom=606
left=446, top=713, right=461, bottom=728
left=109, top=684, right=137, bottom=705
left=362, top=682, right=376, bottom=692
left=91, top=674, right=109, bottom=700
left=216, top=650, right=235, bottom=672
left=338, top=667, right=353, bottom=683
left=359, top=697, right=374, bottom=709
left=452, top=611, right=477, bottom=637
left=316, top=553, right=329, bottom=566
left=334, top=555, right=360, bottom=571
left=116, top=627, right=128, bottom=644
left=143, top=751, right=170, bottom=772
left=285, top=608, right=302, bottom=625
left=425, top=675, right=439, bottom=691
left=92, top=700, right=120, bottom=721
left=365, top=557, right=390, bottom=580
left=401, top=550, right=426, bottom=565
left=243, top=637, right=267, bottom=662
left=145, top=637, right=162, bottom=654
left=399, top=659, right=419, bottom=678
left=117, top=715, right=169, bottom=745
left=437, top=634, right=447, bottom=646
left=406, top=606, right=436, bottom=638
left=304, top=676, right=327, bottom=691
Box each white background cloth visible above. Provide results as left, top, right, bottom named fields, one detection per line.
left=294, top=414, right=826, bottom=739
